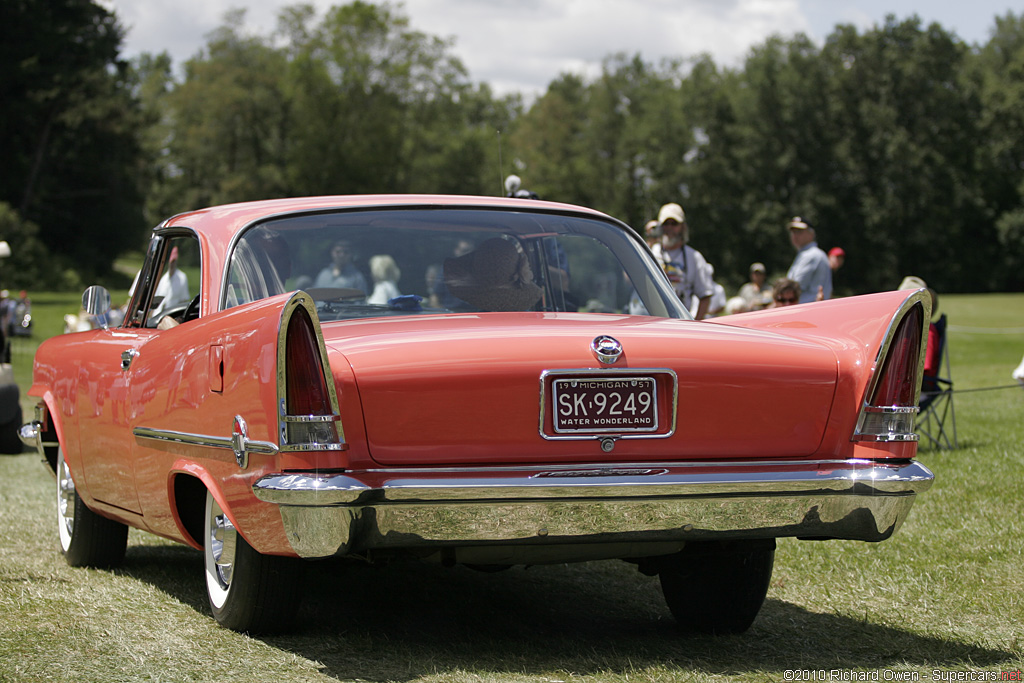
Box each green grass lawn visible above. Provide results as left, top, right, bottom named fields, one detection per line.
left=1, top=293, right=1021, bottom=682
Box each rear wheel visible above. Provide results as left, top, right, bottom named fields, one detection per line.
left=203, top=489, right=304, bottom=633
left=658, top=540, right=775, bottom=635
left=56, top=448, right=128, bottom=568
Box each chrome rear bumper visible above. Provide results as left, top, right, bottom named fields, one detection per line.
left=252, top=459, right=933, bottom=559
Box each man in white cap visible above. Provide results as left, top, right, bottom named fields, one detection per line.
left=650, top=202, right=714, bottom=319
left=785, top=216, right=831, bottom=303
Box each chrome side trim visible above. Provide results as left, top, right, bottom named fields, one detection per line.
left=252, top=458, right=934, bottom=558
left=133, top=426, right=278, bottom=456
left=281, top=414, right=341, bottom=423
left=538, top=368, right=678, bottom=441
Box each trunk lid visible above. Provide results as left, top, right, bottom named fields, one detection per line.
left=323, top=313, right=837, bottom=466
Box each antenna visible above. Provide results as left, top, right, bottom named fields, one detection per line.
left=497, top=129, right=504, bottom=196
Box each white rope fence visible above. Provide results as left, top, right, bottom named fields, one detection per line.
left=947, top=325, right=1024, bottom=334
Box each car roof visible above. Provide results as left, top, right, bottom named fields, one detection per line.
left=161, top=194, right=611, bottom=238
left=156, top=194, right=623, bottom=318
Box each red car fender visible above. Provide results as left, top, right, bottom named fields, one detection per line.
left=716, top=289, right=930, bottom=457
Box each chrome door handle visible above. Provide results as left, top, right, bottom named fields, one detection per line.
left=121, top=349, right=139, bottom=370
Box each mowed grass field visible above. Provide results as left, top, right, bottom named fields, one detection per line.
left=1, top=292, right=1021, bottom=683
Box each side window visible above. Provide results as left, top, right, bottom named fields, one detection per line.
left=225, top=227, right=291, bottom=308
left=143, top=235, right=201, bottom=329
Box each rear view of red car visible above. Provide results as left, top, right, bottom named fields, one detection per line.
left=21, top=196, right=932, bottom=634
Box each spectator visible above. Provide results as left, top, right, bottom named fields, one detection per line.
left=738, top=262, right=772, bottom=310
left=770, top=277, right=801, bottom=307
left=724, top=296, right=750, bottom=315
left=0, top=291, right=13, bottom=339
left=367, top=255, right=402, bottom=305
left=152, top=246, right=190, bottom=318
left=505, top=174, right=539, bottom=199
left=650, top=202, right=714, bottom=319
left=828, top=246, right=845, bottom=272
left=786, top=216, right=832, bottom=303
left=315, top=239, right=369, bottom=293
left=643, top=219, right=661, bottom=249
left=705, top=263, right=727, bottom=316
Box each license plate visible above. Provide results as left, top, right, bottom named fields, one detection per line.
left=552, top=376, right=658, bottom=433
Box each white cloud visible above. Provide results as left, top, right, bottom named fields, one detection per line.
left=102, top=0, right=1015, bottom=97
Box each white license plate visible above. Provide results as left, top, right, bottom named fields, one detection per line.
left=552, top=376, right=658, bottom=433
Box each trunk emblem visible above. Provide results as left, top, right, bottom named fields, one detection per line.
left=592, top=335, right=623, bottom=364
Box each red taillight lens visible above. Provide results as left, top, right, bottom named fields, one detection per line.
left=855, top=303, right=925, bottom=443
left=282, top=305, right=342, bottom=450
left=285, top=307, right=332, bottom=416
left=869, top=304, right=923, bottom=408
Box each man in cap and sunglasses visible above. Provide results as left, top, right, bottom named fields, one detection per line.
left=650, top=202, right=714, bottom=319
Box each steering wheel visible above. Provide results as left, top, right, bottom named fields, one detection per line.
left=182, top=294, right=201, bottom=322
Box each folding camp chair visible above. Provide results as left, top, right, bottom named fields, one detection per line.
left=917, top=314, right=957, bottom=449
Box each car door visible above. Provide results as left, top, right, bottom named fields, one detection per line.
left=74, top=325, right=152, bottom=514
left=77, top=233, right=198, bottom=516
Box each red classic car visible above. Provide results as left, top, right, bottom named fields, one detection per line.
left=20, top=195, right=933, bottom=634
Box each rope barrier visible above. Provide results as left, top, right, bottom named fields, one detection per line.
left=921, top=383, right=1022, bottom=397
left=947, top=325, right=1024, bottom=334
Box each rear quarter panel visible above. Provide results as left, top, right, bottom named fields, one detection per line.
left=128, top=294, right=301, bottom=554
left=715, top=290, right=925, bottom=460
left=30, top=294, right=308, bottom=555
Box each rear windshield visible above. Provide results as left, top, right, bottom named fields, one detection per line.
left=223, top=206, right=689, bottom=321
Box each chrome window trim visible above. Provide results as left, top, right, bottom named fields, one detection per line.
left=132, top=227, right=203, bottom=328
left=217, top=203, right=692, bottom=320
left=538, top=368, right=678, bottom=441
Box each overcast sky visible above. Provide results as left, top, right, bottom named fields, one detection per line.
left=101, top=0, right=1018, bottom=97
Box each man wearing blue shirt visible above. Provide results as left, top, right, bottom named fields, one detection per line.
left=786, top=216, right=832, bottom=303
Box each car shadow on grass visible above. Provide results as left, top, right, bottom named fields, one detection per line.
left=119, top=543, right=1013, bottom=682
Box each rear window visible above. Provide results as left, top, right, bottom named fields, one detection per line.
left=223, top=206, right=689, bottom=321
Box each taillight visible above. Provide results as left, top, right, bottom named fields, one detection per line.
left=854, top=303, right=925, bottom=442
left=285, top=307, right=331, bottom=416
left=280, top=301, right=343, bottom=451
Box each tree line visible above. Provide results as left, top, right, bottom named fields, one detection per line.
left=3, top=0, right=1023, bottom=295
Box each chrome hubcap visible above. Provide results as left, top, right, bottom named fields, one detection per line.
left=57, top=456, right=76, bottom=540
left=208, top=499, right=236, bottom=589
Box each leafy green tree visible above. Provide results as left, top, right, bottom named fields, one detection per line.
left=971, top=11, right=1024, bottom=290
left=822, top=17, right=987, bottom=293
left=165, top=10, right=292, bottom=210
left=0, top=203, right=51, bottom=290
left=281, top=1, right=484, bottom=194
left=130, top=51, right=181, bottom=226
left=0, top=0, right=146, bottom=286
left=509, top=73, right=593, bottom=205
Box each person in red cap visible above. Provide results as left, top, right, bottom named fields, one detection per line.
left=828, top=246, right=845, bottom=272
